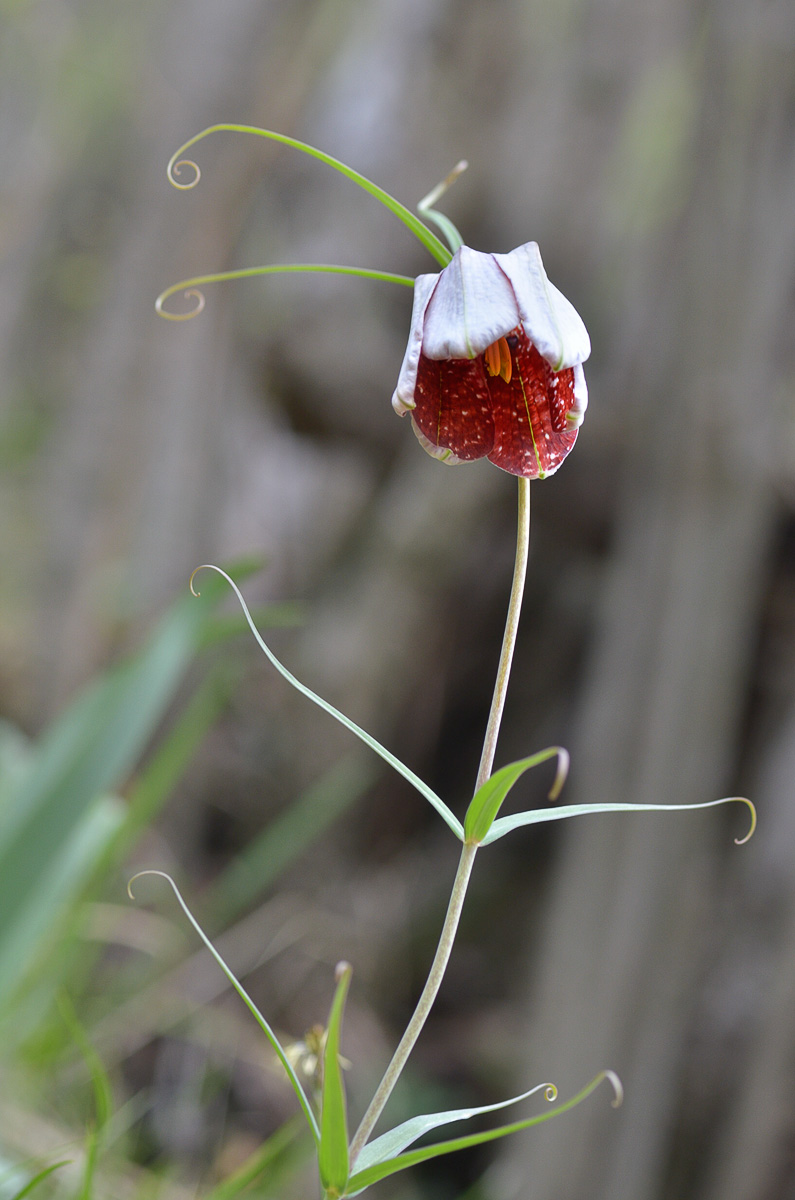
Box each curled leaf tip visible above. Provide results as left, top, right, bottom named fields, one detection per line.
left=603, top=1070, right=623, bottom=1107
left=732, top=797, right=757, bottom=844
left=547, top=747, right=570, bottom=801
left=168, top=157, right=201, bottom=189
left=544, top=1084, right=558, bottom=1103
left=155, top=286, right=205, bottom=321
left=127, top=867, right=172, bottom=901
left=418, top=160, right=469, bottom=212
left=189, top=563, right=216, bottom=597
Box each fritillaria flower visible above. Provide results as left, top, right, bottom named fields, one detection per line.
left=392, top=242, right=590, bottom=478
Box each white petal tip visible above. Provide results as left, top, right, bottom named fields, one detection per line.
left=392, top=391, right=415, bottom=416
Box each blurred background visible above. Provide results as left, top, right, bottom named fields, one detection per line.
left=0, top=0, right=794, bottom=1197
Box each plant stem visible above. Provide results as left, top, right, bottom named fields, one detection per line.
left=349, top=840, right=478, bottom=1164
left=348, top=478, right=531, bottom=1164
left=475, top=477, right=531, bottom=792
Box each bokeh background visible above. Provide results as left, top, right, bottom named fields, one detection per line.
left=1, top=0, right=794, bottom=1197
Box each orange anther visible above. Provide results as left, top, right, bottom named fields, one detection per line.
left=484, top=340, right=501, bottom=377
left=484, top=337, right=512, bottom=383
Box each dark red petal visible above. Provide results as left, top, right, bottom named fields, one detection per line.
left=413, top=354, right=494, bottom=461
left=485, top=336, right=579, bottom=478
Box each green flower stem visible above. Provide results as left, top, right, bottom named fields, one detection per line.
left=475, top=477, right=531, bottom=792
left=349, top=840, right=478, bottom=1165
left=349, top=478, right=531, bottom=1164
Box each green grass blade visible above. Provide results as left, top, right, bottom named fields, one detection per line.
left=352, top=1081, right=555, bottom=1174
left=166, top=126, right=452, bottom=267
left=0, top=797, right=125, bottom=1025
left=205, top=754, right=377, bottom=928
left=318, top=964, right=352, bottom=1196
left=464, top=749, right=569, bottom=844
left=191, top=567, right=464, bottom=841
left=7, top=1161, right=70, bottom=1200
left=57, top=994, right=113, bottom=1136
left=201, top=1116, right=311, bottom=1200
left=128, top=871, right=320, bottom=1144
left=75, top=1125, right=98, bottom=1200
left=346, top=1073, right=621, bottom=1193
left=0, top=574, right=231, bottom=1015
left=482, top=796, right=757, bottom=845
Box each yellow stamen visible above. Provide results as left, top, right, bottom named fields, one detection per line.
left=484, top=336, right=512, bottom=383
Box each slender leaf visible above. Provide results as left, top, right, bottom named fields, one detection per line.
left=7, top=1161, right=70, bottom=1200
left=202, top=1115, right=311, bottom=1200
left=128, top=871, right=320, bottom=1144
left=191, top=567, right=464, bottom=841
left=0, top=797, right=125, bottom=1025
left=352, top=1081, right=555, bottom=1175
left=318, top=964, right=352, bottom=1196
left=464, top=749, right=568, bottom=844
left=346, top=1073, right=621, bottom=1193
left=0, top=570, right=233, bottom=1014
left=206, top=754, right=377, bottom=928
left=104, top=669, right=230, bottom=864
left=481, top=795, right=757, bottom=845
left=76, top=1125, right=99, bottom=1200
left=165, top=126, right=452, bottom=267
left=57, top=994, right=113, bottom=1137
left=157, top=265, right=414, bottom=320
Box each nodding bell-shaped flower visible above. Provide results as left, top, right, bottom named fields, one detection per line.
left=392, top=242, right=590, bottom=478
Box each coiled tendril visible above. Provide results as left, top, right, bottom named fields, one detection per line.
left=168, top=157, right=201, bottom=189
left=155, top=286, right=205, bottom=321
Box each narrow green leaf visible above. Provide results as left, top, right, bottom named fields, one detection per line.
left=57, top=993, right=113, bottom=1137
left=7, top=1161, right=70, bottom=1200
left=352, top=1081, right=555, bottom=1175
left=128, top=871, right=320, bottom=1144
left=166, top=126, right=452, bottom=267
left=319, top=964, right=352, bottom=1196
left=206, top=754, right=377, bottom=928
left=0, top=797, right=124, bottom=1025
left=201, top=1115, right=311, bottom=1200
left=103, top=669, right=230, bottom=863
left=191, top=567, right=464, bottom=841
left=464, top=748, right=568, bottom=844
left=157, top=264, right=414, bottom=320
left=346, top=1072, right=621, bottom=1193
left=76, top=1124, right=99, bottom=1200
left=0, top=570, right=233, bottom=1014
left=481, top=795, right=757, bottom=845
